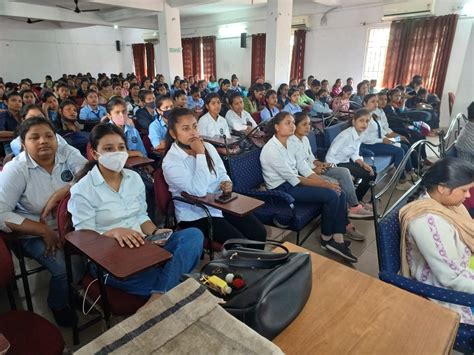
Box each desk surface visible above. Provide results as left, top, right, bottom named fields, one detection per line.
left=126, top=156, right=155, bottom=168
left=273, top=243, right=460, bottom=355
left=181, top=192, right=264, bottom=217
left=65, top=230, right=173, bottom=279
left=201, top=135, right=239, bottom=146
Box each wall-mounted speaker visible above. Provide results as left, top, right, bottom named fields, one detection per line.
left=115, top=40, right=121, bottom=52
left=240, top=33, right=247, bottom=48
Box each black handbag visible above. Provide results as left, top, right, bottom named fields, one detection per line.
left=196, top=239, right=312, bottom=340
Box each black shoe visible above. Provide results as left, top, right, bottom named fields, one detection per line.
left=320, top=238, right=358, bottom=263
left=321, top=238, right=351, bottom=249
left=51, top=306, right=77, bottom=327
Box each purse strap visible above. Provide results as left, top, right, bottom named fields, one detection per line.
left=219, top=239, right=290, bottom=268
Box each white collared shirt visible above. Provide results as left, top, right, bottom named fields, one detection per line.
left=374, top=108, right=393, bottom=135
left=325, top=126, right=363, bottom=165
left=361, top=117, right=384, bottom=145
left=162, top=142, right=231, bottom=222
left=225, top=109, right=257, bottom=131
left=197, top=112, right=230, bottom=137
left=68, top=165, right=150, bottom=234
left=0, top=150, right=86, bottom=232
left=289, top=135, right=316, bottom=169
left=260, top=135, right=314, bottom=190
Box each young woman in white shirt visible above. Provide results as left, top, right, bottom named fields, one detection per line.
left=197, top=93, right=230, bottom=137
left=260, top=112, right=358, bottom=262
left=326, top=108, right=376, bottom=202
left=399, top=158, right=474, bottom=325
left=69, top=123, right=203, bottom=303
left=162, top=107, right=267, bottom=247
left=225, top=92, right=257, bottom=133
left=260, top=90, right=280, bottom=122
left=0, top=117, right=87, bottom=327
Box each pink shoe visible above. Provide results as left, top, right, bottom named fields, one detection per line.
left=348, top=204, right=373, bottom=219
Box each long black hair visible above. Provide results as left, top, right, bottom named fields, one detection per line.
left=264, top=89, right=277, bottom=116
left=76, top=123, right=128, bottom=180
left=163, top=107, right=216, bottom=174
left=202, top=92, right=221, bottom=116
left=18, top=116, right=56, bottom=142
left=346, top=108, right=371, bottom=128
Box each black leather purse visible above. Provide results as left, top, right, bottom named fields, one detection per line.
left=197, top=239, right=312, bottom=340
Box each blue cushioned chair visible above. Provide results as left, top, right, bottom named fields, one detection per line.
left=324, top=121, right=394, bottom=181
left=374, top=188, right=474, bottom=353
left=228, top=148, right=322, bottom=245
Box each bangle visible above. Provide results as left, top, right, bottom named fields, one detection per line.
left=151, top=228, right=159, bottom=235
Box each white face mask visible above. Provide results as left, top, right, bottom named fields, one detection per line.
left=97, top=151, right=128, bottom=172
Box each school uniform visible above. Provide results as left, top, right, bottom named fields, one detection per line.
left=68, top=165, right=203, bottom=296
left=278, top=96, right=289, bottom=108
left=79, top=105, right=107, bottom=121
left=148, top=116, right=168, bottom=149
left=207, top=82, right=219, bottom=93
left=260, top=135, right=347, bottom=236
left=0, top=110, right=21, bottom=155
left=197, top=112, right=230, bottom=137
left=123, top=124, right=148, bottom=157
left=310, top=100, right=333, bottom=116
left=187, top=96, right=204, bottom=111
left=0, top=150, right=87, bottom=310
left=162, top=142, right=266, bottom=245
left=260, top=106, right=280, bottom=122
left=326, top=126, right=376, bottom=200
left=282, top=102, right=302, bottom=115
left=0, top=102, right=7, bottom=110
left=135, top=107, right=157, bottom=131
left=224, top=109, right=257, bottom=131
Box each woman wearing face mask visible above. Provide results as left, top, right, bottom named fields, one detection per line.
left=106, top=97, right=147, bottom=158
left=135, top=90, right=158, bottom=131
left=148, top=96, right=174, bottom=153
left=0, top=117, right=87, bottom=327
left=69, top=123, right=203, bottom=305
left=162, top=108, right=267, bottom=247
left=310, top=89, right=333, bottom=117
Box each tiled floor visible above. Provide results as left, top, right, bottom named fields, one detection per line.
left=1, top=136, right=450, bottom=352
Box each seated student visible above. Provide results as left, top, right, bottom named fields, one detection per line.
left=207, top=75, right=219, bottom=93
left=260, top=90, right=280, bottom=122
left=282, top=88, right=303, bottom=115
left=0, top=117, right=86, bottom=326
left=217, top=79, right=231, bottom=101
left=350, top=82, right=369, bottom=108
left=179, top=79, right=189, bottom=95
left=305, top=79, right=321, bottom=101
left=321, top=79, right=329, bottom=92
left=55, top=82, right=70, bottom=104
left=112, top=83, right=122, bottom=98
left=455, top=102, right=474, bottom=164
left=125, top=83, right=141, bottom=114
left=169, top=78, right=181, bottom=98
left=310, top=89, right=333, bottom=117
left=98, top=80, right=113, bottom=105
left=187, top=87, right=204, bottom=112
left=346, top=77, right=354, bottom=89
left=243, top=84, right=265, bottom=114
left=260, top=112, right=358, bottom=261
left=21, top=89, right=37, bottom=106
left=54, top=100, right=82, bottom=134
left=225, top=92, right=257, bottom=133
left=76, top=80, right=89, bottom=98
left=290, top=112, right=372, bottom=224
left=390, top=87, right=432, bottom=126
left=105, top=97, right=147, bottom=158
left=68, top=123, right=203, bottom=304
left=42, top=91, right=60, bottom=124
left=331, top=79, right=343, bottom=97
left=230, top=75, right=242, bottom=94
left=0, top=92, right=23, bottom=147
left=361, top=94, right=417, bottom=190
left=197, top=80, right=210, bottom=100
left=326, top=109, right=377, bottom=202
left=409, top=88, right=440, bottom=133
left=148, top=96, right=174, bottom=153
left=399, top=158, right=474, bottom=325
left=368, top=79, right=377, bottom=94
left=277, top=83, right=290, bottom=109
left=331, top=85, right=353, bottom=112
left=297, top=84, right=314, bottom=109
left=162, top=108, right=266, bottom=246
left=197, top=93, right=230, bottom=137
left=135, top=89, right=158, bottom=132
left=173, top=90, right=188, bottom=109
left=154, top=83, right=168, bottom=98
left=79, top=90, right=107, bottom=121
left=0, top=82, right=7, bottom=110
left=142, top=76, right=153, bottom=91
left=120, top=80, right=130, bottom=98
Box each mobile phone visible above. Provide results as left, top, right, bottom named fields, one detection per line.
left=146, top=231, right=173, bottom=246
left=215, top=193, right=238, bottom=204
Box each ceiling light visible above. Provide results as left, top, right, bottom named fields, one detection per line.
left=114, top=25, right=118, bottom=29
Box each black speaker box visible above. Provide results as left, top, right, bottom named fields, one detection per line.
left=240, top=33, right=247, bottom=48
left=115, top=40, right=121, bottom=52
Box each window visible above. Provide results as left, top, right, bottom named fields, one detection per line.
left=363, top=27, right=390, bottom=86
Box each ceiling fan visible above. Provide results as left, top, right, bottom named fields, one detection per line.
left=9, top=18, right=44, bottom=24
left=56, top=0, right=101, bottom=13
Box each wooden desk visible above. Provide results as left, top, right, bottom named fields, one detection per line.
left=65, top=230, right=172, bottom=279
left=181, top=192, right=264, bottom=217
left=126, top=156, right=155, bottom=169
left=273, top=243, right=460, bottom=355
left=201, top=135, right=239, bottom=146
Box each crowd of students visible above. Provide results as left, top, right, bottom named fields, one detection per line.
left=0, top=71, right=472, bottom=330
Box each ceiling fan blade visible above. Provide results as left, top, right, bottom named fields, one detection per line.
left=81, top=9, right=101, bottom=12
left=56, top=5, right=74, bottom=11
left=30, top=19, right=44, bottom=23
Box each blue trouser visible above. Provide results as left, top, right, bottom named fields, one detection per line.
left=274, top=182, right=347, bottom=236
left=90, top=228, right=204, bottom=297
left=20, top=237, right=85, bottom=310
left=322, top=167, right=359, bottom=207
left=361, top=143, right=413, bottom=178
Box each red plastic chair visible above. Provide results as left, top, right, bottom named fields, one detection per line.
left=153, top=169, right=222, bottom=258
left=0, top=238, right=65, bottom=355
